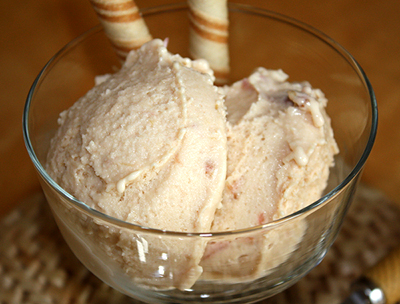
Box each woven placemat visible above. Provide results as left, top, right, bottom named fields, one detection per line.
left=1, top=184, right=400, bottom=304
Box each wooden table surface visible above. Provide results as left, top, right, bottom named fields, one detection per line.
left=1, top=0, right=399, bottom=217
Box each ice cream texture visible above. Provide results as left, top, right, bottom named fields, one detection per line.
left=46, top=39, right=227, bottom=233
left=45, top=39, right=338, bottom=289
left=213, top=68, right=338, bottom=231
left=200, top=68, right=338, bottom=282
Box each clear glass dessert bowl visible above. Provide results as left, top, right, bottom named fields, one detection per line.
left=23, top=3, right=377, bottom=303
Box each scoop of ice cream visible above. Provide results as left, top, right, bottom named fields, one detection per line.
left=45, top=39, right=229, bottom=290
left=45, top=39, right=227, bottom=233
left=212, top=68, right=338, bottom=231
left=200, top=68, right=338, bottom=282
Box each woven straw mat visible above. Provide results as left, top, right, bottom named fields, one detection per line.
left=1, top=184, right=400, bottom=304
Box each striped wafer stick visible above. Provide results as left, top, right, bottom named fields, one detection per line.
left=188, top=0, right=229, bottom=84
left=89, top=0, right=152, bottom=59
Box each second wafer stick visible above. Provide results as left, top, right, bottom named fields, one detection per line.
left=188, top=0, right=229, bottom=84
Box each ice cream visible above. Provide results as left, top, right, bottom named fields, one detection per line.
left=200, top=68, right=338, bottom=282
left=45, top=39, right=227, bottom=233
left=46, top=39, right=229, bottom=289
left=214, top=68, right=338, bottom=230
left=45, top=39, right=338, bottom=290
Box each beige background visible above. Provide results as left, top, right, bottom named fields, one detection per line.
left=1, top=0, right=399, bottom=217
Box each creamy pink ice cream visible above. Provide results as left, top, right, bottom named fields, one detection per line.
left=46, top=40, right=229, bottom=289
left=213, top=68, right=338, bottom=230
left=45, top=39, right=338, bottom=289
left=200, top=68, right=338, bottom=282
left=46, top=39, right=227, bottom=233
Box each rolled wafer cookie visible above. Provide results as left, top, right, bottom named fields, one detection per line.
left=89, top=0, right=152, bottom=59
left=188, top=0, right=229, bottom=84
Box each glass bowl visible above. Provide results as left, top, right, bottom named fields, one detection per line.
left=23, top=2, right=377, bottom=303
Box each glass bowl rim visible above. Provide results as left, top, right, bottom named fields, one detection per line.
left=23, top=2, right=378, bottom=237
